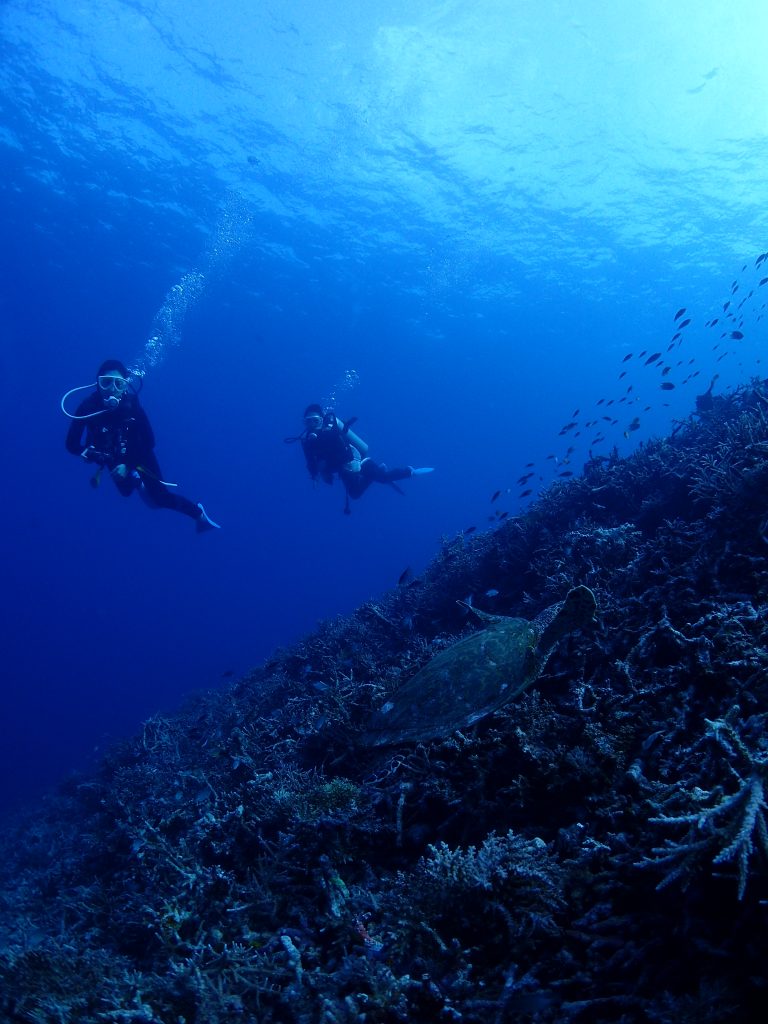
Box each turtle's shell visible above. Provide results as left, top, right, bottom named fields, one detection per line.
left=366, top=585, right=596, bottom=746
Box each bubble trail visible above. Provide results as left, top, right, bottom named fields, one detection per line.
left=129, top=192, right=253, bottom=378
left=131, top=270, right=206, bottom=378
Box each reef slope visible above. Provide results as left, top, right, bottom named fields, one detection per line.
left=2, top=381, right=768, bottom=1022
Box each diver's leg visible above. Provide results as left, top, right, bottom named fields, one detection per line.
left=137, top=467, right=219, bottom=528
left=111, top=469, right=139, bottom=497
left=360, top=459, right=413, bottom=484
left=132, top=452, right=201, bottom=519
left=341, top=469, right=370, bottom=499
left=112, top=477, right=133, bottom=497
left=139, top=473, right=201, bottom=518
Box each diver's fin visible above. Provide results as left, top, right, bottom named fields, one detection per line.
left=196, top=504, right=221, bottom=532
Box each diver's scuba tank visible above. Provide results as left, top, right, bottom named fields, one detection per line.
left=335, top=416, right=369, bottom=457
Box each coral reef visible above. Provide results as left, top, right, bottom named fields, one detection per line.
left=3, top=380, right=768, bottom=1022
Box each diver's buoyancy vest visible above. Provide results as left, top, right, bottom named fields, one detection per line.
left=88, top=403, right=139, bottom=461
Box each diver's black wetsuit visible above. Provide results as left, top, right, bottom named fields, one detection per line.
left=65, top=391, right=200, bottom=518
left=301, top=413, right=412, bottom=501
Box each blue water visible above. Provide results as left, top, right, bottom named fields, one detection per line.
left=1, top=0, right=767, bottom=818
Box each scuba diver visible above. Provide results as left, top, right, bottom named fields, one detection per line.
left=62, top=359, right=220, bottom=532
left=288, top=403, right=434, bottom=514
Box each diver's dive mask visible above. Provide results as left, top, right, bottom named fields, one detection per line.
left=98, top=375, right=130, bottom=408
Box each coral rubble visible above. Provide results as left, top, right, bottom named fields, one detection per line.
left=2, top=381, right=768, bottom=1022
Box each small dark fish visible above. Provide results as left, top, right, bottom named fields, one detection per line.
left=755, top=252, right=768, bottom=266
left=596, top=398, right=605, bottom=405
left=723, top=301, right=730, bottom=311
left=572, top=408, right=580, bottom=416
left=627, top=417, right=641, bottom=432
left=463, top=526, right=477, bottom=535
left=660, top=382, right=675, bottom=390
left=559, top=422, right=578, bottom=434
left=674, top=307, right=686, bottom=320
left=760, top=277, right=768, bottom=286
left=644, top=352, right=662, bottom=365
left=497, top=510, right=509, bottom=519
left=730, top=330, right=744, bottom=339
left=558, top=470, right=573, bottom=478
left=221, top=669, right=235, bottom=678
left=618, top=370, right=627, bottom=379
left=519, top=489, right=532, bottom=498
left=490, top=489, right=502, bottom=503
left=622, top=353, right=633, bottom=362
left=662, top=365, right=671, bottom=376
left=678, top=318, right=691, bottom=329
left=398, top=566, right=412, bottom=586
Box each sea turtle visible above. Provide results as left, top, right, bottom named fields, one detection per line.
left=366, top=585, right=597, bottom=746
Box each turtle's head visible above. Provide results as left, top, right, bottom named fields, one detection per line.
left=564, top=585, right=598, bottom=627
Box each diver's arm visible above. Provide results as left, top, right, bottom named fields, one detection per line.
left=134, top=405, right=156, bottom=450
left=65, top=417, right=86, bottom=456
left=302, top=439, right=319, bottom=479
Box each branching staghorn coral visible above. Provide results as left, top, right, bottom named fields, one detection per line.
left=640, top=706, right=768, bottom=899
left=387, top=828, right=566, bottom=954
left=689, top=384, right=768, bottom=507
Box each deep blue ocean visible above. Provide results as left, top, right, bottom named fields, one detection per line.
left=1, top=0, right=766, bottom=819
